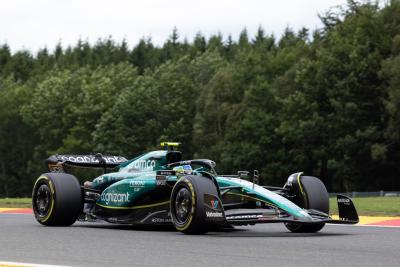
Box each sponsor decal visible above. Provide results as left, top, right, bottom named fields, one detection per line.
left=226, top=214, right=263, bottom=220
left=338, top=198, right=351, bottom=204
left=156, top=180, right=167, bottom=186
left=156, top=175, right=166, bottom=180
left=101, top=192, right=130, bottom=204
left=129, top=180, right=145, bottom=187
left=157, top=170, right=176, bottom=176
left=156, top=175, right=167, bottom=186
left=204, top=194, right=224, bottom=220
left=151, top=217, right=172, bottom=223
left=211, top=199, right=219, bottom=209
left=59, top=155, right=125, bottom=164
left=204, top=194, right=221, bottom=210
left=130, top=159, right=157, bottom=169
left=257, top=215, right=279, bottom=221
left=206, top=211, right=223, bottom=218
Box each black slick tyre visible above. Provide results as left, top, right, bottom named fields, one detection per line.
left=32, top=173, right=83, bottom=226
left=170, top=175, right=219, bottom=234
left=285, top=175, right=329, bottom=233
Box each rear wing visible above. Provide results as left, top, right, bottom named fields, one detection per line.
left=45, top=154, right=127, bottom=172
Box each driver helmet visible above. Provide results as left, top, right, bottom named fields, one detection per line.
left=173, top=165, right=193, bottom=175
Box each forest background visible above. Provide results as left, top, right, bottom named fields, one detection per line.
left=1, top=1, right=400, bottom=196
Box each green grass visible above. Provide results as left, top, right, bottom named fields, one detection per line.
left=329, top=196, right=400, bottom=217
left=1, top=197, right=399, bottom=216
left=0, top=198, right=32, bottom=208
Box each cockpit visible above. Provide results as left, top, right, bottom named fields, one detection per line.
left=118, top=142, right=217, bottom=175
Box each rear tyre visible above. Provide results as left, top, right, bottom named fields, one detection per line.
left=32, top=173, right=83, bottom=226
left=285, top=175, right=329, bottom=233
left=170, top=175, right=219, bottom=234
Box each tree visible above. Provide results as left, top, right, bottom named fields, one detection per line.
left=130, top=38, right=160, bottom=74
left=0, top=78, right=36, bottom=196
left=238, top=28, right=250, bottom=49
left=22, top=63, right=138, bottom=158
left=162, top=27, right=183, bottom=61
left=192, top=32, right=207, bottom=55
left=3, top=50, right=34, bottom=81
left=0, top=44, right=11, bottom=74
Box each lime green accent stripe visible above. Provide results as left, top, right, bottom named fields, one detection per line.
left=96, top=200, right=170, bottom=210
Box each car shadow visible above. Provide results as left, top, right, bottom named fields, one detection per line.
left=75, top=222, right=352, bottom=237
left=206, top=228, right=353, bottom=238
left=76, top=222, right=177, bottom=232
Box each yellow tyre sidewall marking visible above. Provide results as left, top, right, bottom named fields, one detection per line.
left=33, top=176, right=55, bottom=223
left=175, top=178, right=195, bottom=231
left=296, top=172, right=309, bottom=207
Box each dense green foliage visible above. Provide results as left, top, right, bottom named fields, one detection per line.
left=1, top=1, right=400, bottom=196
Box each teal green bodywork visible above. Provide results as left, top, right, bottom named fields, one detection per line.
left=215, top=177, right=311, bottom=220
left=93, top=150, right=311, bottom=220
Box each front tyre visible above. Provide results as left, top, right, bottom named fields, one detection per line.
left=170, top=175, right=219, bottom=234
left=32, top=173, right=83, bottom=226
left=285, top=175, right=329, bottom=233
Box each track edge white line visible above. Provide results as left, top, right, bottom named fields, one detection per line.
left=0, top=261, right=71, bottom=267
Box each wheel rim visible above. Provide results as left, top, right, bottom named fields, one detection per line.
left=174, top=187, right=192, bottom=224
left=34, top=184, right=52, bottom=217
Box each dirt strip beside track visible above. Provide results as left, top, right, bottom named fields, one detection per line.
left=0, top=208, right=32, bottom=214
left=367, top=218, right=400, bottom=226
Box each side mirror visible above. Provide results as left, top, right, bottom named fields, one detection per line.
left=237, top=171, right=249, bottom=179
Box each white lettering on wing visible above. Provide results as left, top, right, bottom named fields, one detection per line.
left=101, top=192, right=130, bottom=205
left=132, top=160, right=156, bottom=169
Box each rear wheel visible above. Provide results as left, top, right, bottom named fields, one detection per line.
left=32, top=173, right=83, bottom=226
left=285, top=175, right=329, bottom=233
left=170, top=175, right=219, bottom=234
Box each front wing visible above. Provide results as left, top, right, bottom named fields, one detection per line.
left=224, top=195, right=359, bottom=226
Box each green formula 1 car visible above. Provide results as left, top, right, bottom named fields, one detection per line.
left=32, top=142, right=359, bottom=234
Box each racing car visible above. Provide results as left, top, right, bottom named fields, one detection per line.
left=32, top=142, right=359, bottom=234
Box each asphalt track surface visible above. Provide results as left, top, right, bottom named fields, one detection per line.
left=1, top=214, right=399, bottom=267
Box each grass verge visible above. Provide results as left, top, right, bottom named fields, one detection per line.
left=1, top=197, right=399, bottom=216
left=0, top=198, right=31, bottom=208
left=329, top=196, right=400, bottom=217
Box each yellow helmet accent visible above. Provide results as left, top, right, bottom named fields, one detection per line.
left=160, top=142, right=181, bottom=147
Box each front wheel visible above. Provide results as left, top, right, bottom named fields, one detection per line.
left=170, top=175, right=220, bottom=234
left=32, top=173, right=83, bottom=226
left=284, top=175, right=329, bottom=233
